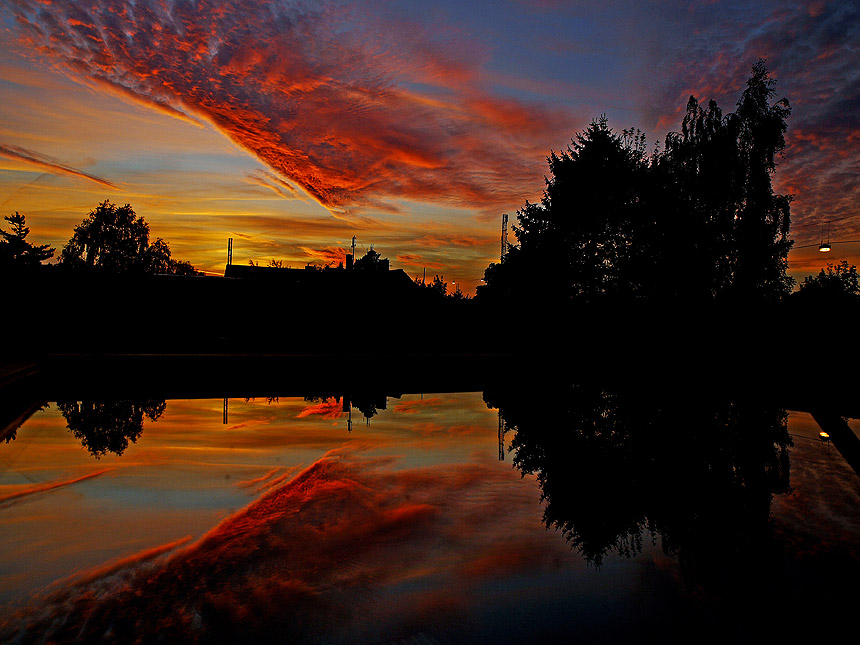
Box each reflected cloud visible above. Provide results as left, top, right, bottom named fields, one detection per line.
left=297, top=400, right=344, bottom=420
left=0, top=468, right=112, bottom=506
left=393, top=397, right=444, bottom=414
left=0, top=448, right=562, bottom=643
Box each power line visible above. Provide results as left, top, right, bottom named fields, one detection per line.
left=792, top=239, right=860, bottom=250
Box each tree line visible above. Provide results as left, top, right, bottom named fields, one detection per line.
left=0, top=200, right=195, bottom=275
left=4, top=61, right=857, bottom=306
left=478, top=60, right=820, bottom=306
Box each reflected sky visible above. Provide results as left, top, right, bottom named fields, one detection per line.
left=0, top=394, right=504, bottom=611
left=1, top=395, right=859, bottom=642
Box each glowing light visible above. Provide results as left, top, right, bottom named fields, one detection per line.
left=819, top=432, right=830, bottom=442
left=819, top=242, right=832, bottom=252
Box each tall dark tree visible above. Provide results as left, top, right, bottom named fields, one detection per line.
left=730, top=59, right=793, bottom=300
left=60, top=200, right=195, bottom=274
left=484, top=117, right=647, bottom=304
left=479, top=60, right=792, bottom=306
left=652, top=97, right=740, bottom=300
left=0, top=212, right=55, bottom=269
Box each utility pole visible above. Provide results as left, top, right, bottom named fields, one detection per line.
left=227, top=238, right=233, bottom=266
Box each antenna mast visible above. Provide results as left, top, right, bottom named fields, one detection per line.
left=498, top=410, right=506, bottom=461
left=500, top=213, right=508, bottom=262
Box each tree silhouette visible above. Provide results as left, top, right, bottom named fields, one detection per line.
left=483, top=116, right=647, bottom=304
left=796, top=260, right=860, bottom=303
left=479, top=60, right=792, bottom=306
left=0, top=212, right=54, bottom=270
left=353, top=247, right=383, bottom=270
left=57, top=399, right=166, bottom=458
left=414, top=274, right=448, bottom=299
left=59, top=200, right=195, bottom=274
left=656, top=59, right=793, bottom=301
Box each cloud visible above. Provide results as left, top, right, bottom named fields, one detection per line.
left=393, top=397, right=444, bottom=414
left=299, top=245, right=347, bottom=266
left=245, top=169, right=301, bottom=200
left=235, top=466, right=281, bottom=489
left=0, top=468, right=112, bottom=506
left=0, top=143, right=117, bottom=189
left=0, top=450, right=563, bottom=643
left=8, top=0, right=572, bottom=214
left=297, top=400, right=344, bottom=419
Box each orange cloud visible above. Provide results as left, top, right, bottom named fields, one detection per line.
left=393, top=398, right=444, bottom=414
left=0, top=468, right=111, bottom=506
left=0, top=451, right=564, bottom=643
left=8, top=0, right=570, bottom=213
left=299, top=246, right=347, bottom=266
left=297, top=400, right=344, bottom=419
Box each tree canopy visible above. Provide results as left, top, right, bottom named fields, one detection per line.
left=353, top=247, right=384, bottom=270
left=0, top=212, right=54, bottom=270
left=480, top=60, right=793, bottom=306
left=59, top=200, right=195, bottom=275
left=796, top=260, right=860, bottom=303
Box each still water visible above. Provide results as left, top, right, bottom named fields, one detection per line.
left=1, top=389, right=859, bottom=643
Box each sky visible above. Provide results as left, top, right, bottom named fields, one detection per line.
left=1, top=0, right=858, bottom=294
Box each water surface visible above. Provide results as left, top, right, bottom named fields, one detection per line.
left=1, top=390, right=858, bottom=643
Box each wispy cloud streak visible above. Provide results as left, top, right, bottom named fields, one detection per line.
left=0, top=468, right=111, bottom=506
left=0, top=143, right=117, bottom=189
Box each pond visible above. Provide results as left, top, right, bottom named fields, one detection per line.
left=1, top=384, right=859, bottom=643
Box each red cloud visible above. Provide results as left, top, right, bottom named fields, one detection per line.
left=0, top=450, right=566, bottom=643
left=393, top=397, right=444, bottom=414
left=9, top=0, right=572, bottom=213
left=297, top=400, right=344, bottom=419
left=299, top=246, right=347, bottom=266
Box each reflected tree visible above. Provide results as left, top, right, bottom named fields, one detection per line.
left=485, top=380, right=792, bottom=590
left=57, top=399, right=166, bottom=457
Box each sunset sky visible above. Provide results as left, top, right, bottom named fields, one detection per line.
left=1, top=0, right=858, bottom=294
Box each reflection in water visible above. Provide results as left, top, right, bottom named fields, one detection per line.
left=57, top=399, right=166, bottom=457
left=1, top=383, right=858, bottom=643
left=486, top=382, right=792, bottom=590
left=55, top=394, right=390, bottom=459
